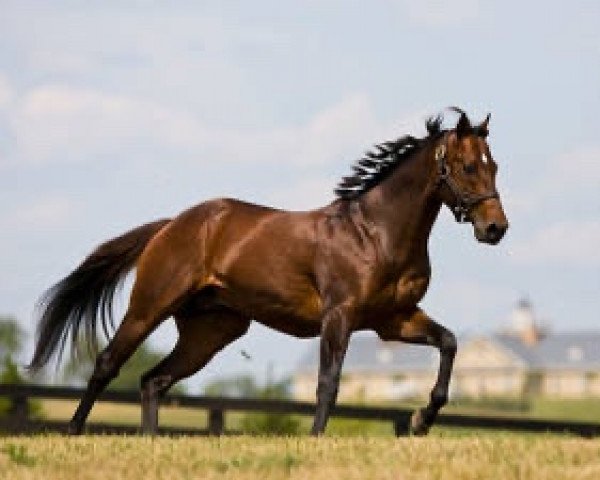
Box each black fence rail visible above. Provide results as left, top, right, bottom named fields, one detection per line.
left=1, top=384, right=600, bottom=437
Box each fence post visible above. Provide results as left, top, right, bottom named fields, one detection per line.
left=9, top=392, right=29, bottom=429
left=394, top=414, right=410, bottom=437
left=208, top=408, right=224, bottom=435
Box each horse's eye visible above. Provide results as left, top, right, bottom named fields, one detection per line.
left=463, top=163, right=476, bottom=174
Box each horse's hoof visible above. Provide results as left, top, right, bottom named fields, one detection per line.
left=409, top=409, right=430, bottom=436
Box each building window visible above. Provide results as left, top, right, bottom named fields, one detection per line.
left=377, top=347, right=393, bottom=364
left=567, top=346, right=584, bottom=362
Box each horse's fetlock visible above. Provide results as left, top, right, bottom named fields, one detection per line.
left=430, top=389, right=448, bottom=408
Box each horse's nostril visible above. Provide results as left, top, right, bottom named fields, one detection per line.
left=485, top=222, right=507, bottom=241
left=486, top=222, right=499, bottom=234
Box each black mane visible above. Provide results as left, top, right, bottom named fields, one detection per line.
left=335, top=107, right=489, bottom=200
left=334, top=114, right=445, bottom=200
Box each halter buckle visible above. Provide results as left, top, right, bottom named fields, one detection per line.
left=435, top=144, right=446, bottom=162
left=453, top=204, right=469, bottom=223
left=435, top=144, right=449, bottom=182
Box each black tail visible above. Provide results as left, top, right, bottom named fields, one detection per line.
left=28, top=219, right=171, bottom=372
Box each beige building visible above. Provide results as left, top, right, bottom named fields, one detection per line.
left=293, top=300, right=600, bottom=401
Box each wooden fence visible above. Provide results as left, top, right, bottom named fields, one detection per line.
left=1, top=384, right=600, bottom=437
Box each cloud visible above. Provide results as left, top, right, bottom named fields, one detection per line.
left=506, top=146, right=600, bottom=217
left=264, top=177, right=336, bottom=211
left=5, top=194, right=76, bottom=231
left=426, top=278, right=514, bottom=331
left=241, top=93, right=380, bottom=167
left=6, top=85, right=422, bottom=170
left=8, top=6, right=283, bottom=122
left=541, top=147, right=600, bottom=193
left=510, top=219, right=600, bottom=267
left=400, top=0, right=480, bottom=27
left=501, top=148, right=600, bottom=268
left=0, top=73, right=13, bottom=108
left=8, top=85, right=212, bottom=165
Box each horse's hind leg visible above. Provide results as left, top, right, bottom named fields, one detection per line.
left=68, top=255, right=197, bottom=434
left=140, top=308, right=250, bottom=434
left=67, top=309, right=165, bottom=434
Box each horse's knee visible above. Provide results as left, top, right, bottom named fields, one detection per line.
left=440, top=330, right=457, bottom=355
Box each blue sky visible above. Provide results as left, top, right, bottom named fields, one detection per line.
left=1, top=1, right=599, bottom=391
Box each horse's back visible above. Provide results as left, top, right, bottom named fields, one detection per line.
left=131, top=197, right=323, bottom=330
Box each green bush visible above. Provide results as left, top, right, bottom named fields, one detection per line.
left=240, top=412, right=302, bottom=435
left=0, top=356, right=42, bottom=419
left=205, top=374, right=302, bottom=435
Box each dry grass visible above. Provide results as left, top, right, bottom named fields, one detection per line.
left=1, top=433, right=599, bottom=480
left=11, top=398, right=597, bottom=478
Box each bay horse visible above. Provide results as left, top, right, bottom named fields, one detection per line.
left=29, top=108, right=508, bottom=436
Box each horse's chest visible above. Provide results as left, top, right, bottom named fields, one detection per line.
left=359, top=271, right=429, bottom=314
left=394, top=274, right=430, bottom=307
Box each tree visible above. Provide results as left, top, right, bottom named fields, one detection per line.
left=0, top=315, right=41, bottom=417
left=0, top=315, right=25, bottom=357
left=0, top=315, right=26, bottom=383
left=203, top=374, right=293, bottom=399
left=203, top=374, right=260, bottom=397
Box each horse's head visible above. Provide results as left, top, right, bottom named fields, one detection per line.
left=435, top=108, right=508, bottom=245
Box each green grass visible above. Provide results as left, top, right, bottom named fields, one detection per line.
left=1, top=433, right=599, bottom=479
left=528, top=398, right=600, bottom=423
left=363, top=397, right=600, bottom=423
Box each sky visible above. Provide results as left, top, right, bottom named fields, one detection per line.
left=1, top=0, right=599, bottom=392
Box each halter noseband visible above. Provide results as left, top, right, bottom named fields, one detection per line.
left=434, top=142, right=499, bottom=223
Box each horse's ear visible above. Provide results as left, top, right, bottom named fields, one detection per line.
left=455, top=111, right=471, bottom=138
left=478, top=113, right=491, bottom=137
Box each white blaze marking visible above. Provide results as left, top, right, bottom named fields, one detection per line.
left=481, top=153, right=489, bottom=164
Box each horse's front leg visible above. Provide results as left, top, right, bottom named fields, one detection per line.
left=310, top=304, right=353, bottom=436
left=376, top=307, right=457, bottom=435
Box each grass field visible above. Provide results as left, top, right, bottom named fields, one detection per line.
left=3, top=398, right=600, bottom=478
left=1, top=433, right=600, bottom=479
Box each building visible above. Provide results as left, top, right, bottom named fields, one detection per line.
left=456, top=330, right=600, bottom=398
left=293, top=300, right=600, bottom=401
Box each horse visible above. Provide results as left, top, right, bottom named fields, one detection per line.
left=29, top=107, right=508, bottom=436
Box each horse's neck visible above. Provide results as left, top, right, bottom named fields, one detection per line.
left=360, top=145, right=441, bottom=262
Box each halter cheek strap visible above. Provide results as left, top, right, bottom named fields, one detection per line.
left=434, top=143, right=499, bottom=223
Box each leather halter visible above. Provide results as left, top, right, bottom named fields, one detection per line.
left=434, top=142, right=499, bottom=223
